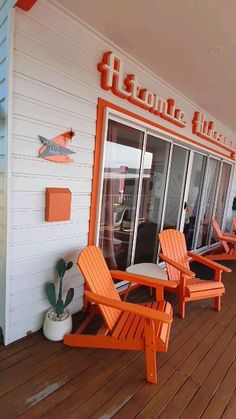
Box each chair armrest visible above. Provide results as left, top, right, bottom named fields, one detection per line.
left=222, top=232, right=236, bottom=239
left=159, top=253, right=195, bottom=277
left=110, top=270, right=177, bottom=289
left=188, top=252, right=231, bottom=273
left=219, top=234, right=236, bottom=243
left=84, top=290, right=172, bottom=324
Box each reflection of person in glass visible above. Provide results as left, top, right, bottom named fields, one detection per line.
left=184, top=202, right=196, bottom=249
left=118, top=165, right=128, bottom=204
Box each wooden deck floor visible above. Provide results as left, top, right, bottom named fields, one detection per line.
left=0, top=262, right=235, bottom=418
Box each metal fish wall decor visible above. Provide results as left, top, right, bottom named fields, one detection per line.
left=39, top=130, right=76, bottom=163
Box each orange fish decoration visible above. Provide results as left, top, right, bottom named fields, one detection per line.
left=39, top=130, right=76, bottom=163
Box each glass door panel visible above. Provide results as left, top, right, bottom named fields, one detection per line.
left=134, top=135, right=170, bottom=264
left=98, top=120, right=144, bottom=270
left=162, top=145, right=189, bottom=230
left=214, top=162, right=232, bottom=227
left=183, top=153, right=207, bottom=250
left=196, top=157, right=220, bottom=248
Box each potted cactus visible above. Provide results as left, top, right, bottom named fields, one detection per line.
left=43, top=258, right=74, bottom=341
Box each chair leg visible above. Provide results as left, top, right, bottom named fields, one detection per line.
left=214, top=296, right=221, bottom=311
left=179, top=297, right=186, bottom=319
left=145, top=320, right=157, bottom=384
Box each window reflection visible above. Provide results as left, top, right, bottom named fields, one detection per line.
left=163, top=145, right=189, bottom=230
left=184, top=153, right=206, bottom=250
left=197, top=158, right=220, bottom=248
left=134, top=135, right=170, bottom=264
left=214, top=163, right=231, bottom=227
left=99, top=120, right=144, bottom=270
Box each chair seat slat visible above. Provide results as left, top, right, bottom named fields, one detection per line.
left=112, top=311, right=130, bottom=339
left=112, top=302, right=170, bottom=344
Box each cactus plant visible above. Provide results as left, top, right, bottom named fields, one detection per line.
left=46, top=259, right=74, bottom=318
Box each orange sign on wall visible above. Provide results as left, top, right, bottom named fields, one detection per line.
left=192, top=112, right=235, bottom=158
left=98, top=51, right=187, bottom=128
left=97, top=51, right=235, bottom=158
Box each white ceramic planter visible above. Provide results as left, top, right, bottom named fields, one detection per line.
left=43, top=308, right=72, bottom=341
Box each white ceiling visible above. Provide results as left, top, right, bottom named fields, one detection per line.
left=55, top=0, right=236, bottom=132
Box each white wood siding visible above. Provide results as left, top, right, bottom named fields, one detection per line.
left=0, top=0, right=14, bottom=343
left=6, top=0, right=236, bottom=343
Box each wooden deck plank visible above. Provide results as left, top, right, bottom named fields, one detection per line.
left=0, top=348, right=102, bottom=417
left=155, top=317, right=236, bottom=419
left=0, top=340, right=64, bottom=397
left=108, top=271, right=236, bottom=419
left=0, top=334, right=48, bottom=372
left=133, top=299, right=236, bottom=419
left=0, top=267, right=234, bottom=419
left=86, top=296, right=236, bottom=418
left=179, top=336, right=236, bottom=415
left=45, top=302, right=205, bottom=417
left=100, top=292, right=235, bottom=418
left=23, top=294, right=203, bottom=416
left=222, top=389, right=236, bottom=419
left=201, top=357, right=236, bottom=419
left=0, top=333, right=43, bottom=362
left=15, top=350, right=136, bottom=418
left=17, top=298, right=202, bottom=417
left=66, top=296, right=234, bottom=418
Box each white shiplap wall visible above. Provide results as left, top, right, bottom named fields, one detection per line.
left=6, top=0, right=236, bottom=343
left=0, top=0, right=14, bottom=342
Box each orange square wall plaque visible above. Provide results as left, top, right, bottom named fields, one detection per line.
left=45, top=188, right=71, bottom=222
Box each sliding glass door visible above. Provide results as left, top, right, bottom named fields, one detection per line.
left=214, top=162, right=232, bottom=226
left=196, top=158, right=221, bottom=248
left=134, top=134, right=170, bottom=264
left=98, top=119, right=191, bottom=269
left=183, top=152, right=207, bottom=249
left=162, top=145, right=189, bottom=231
left=98, top=120, right=144, bottom=270
left=97, top=117, right=232, bottom=270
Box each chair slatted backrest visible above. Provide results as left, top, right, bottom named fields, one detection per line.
left=78, top=246, right=121, bottom=331
left=159, top=229, right=190, bottom=281
left=212, top=219, right=230, bottom=254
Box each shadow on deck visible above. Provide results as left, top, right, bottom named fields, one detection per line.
left=0, top=261, right=235, bottom=418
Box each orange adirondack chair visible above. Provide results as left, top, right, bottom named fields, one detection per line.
left=159, top=229, right=231, bottom=318
left=64, top=246, right=177, bottom=384
left=206, top=219, right=236, bottom=261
